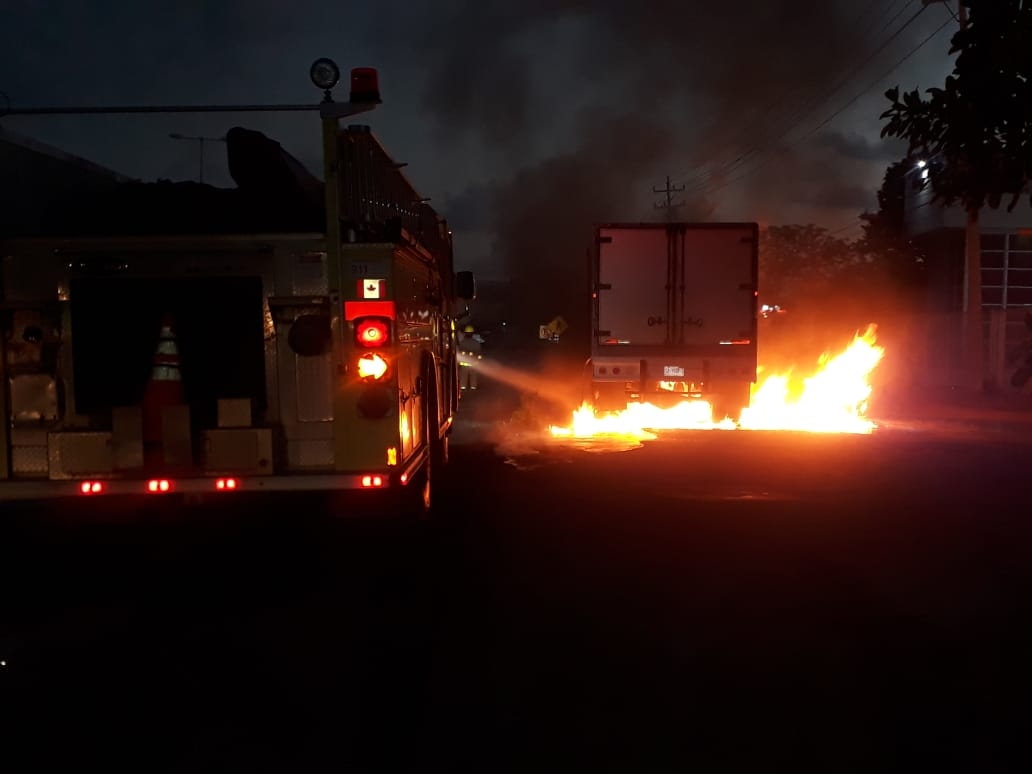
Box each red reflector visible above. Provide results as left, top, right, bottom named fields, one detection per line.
left=215, top=478, right=238, bottom=490
left=79, top=481, right=104, bottom=495
left=147, top=479, right=172, bottom=493
left=361, top=474, right=385, bottom=488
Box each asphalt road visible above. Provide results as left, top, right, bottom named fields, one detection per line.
left=2, top=379, right=1030, bottom=773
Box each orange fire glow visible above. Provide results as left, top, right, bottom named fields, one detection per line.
left=549, top=324, right=885, bottom=438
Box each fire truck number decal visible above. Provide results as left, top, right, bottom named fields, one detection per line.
left=351, top=262, right=390, bottom=299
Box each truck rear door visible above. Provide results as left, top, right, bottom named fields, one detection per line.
left=596, top=225, right=672, bottom=346
left=679, top=224, right=757, bottom=347
left=595, top=223, right=758, bottom=349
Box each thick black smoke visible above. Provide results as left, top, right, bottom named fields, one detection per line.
left=383, top=1, right=869, bottom=340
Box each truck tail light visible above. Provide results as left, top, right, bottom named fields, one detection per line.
left=361, top=474, right=385, bottom=488
left=79, top=481, right=104, bottom=495
left=215, top=478, right=239, bottom=490
left=354, top=316, right=390, bottom=348
left=147, top=479, right=173, bottom=493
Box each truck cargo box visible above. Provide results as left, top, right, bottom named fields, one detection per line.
left=590, top=222, right=758, bottom=419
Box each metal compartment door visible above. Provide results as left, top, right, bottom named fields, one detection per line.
left=597, top=226, right=671, bottom=346
left=677, top=225, right=757, bottom=346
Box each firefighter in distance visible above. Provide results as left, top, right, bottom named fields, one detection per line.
left=459, top=324, right=482, bottom=390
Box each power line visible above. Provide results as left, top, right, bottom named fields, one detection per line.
left=687, top=11, right=955, bottom=199
left=677, top=0, right=927, bottom=190
left=931, top=0, right=960, bottom=23
left=687, top=1, right=926, bottom=188
left=681, top=0, right=909, bottom=186
left=727, top=1, right=920, bottom=170
left=798, top=16, right=954, bottom=142
left=678, top=0, right=919, bottom=187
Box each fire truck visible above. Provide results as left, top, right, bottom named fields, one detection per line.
left=0, top=65, right=475, bottom=517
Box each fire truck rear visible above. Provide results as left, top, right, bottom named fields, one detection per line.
left=0, top=86, right=474, bottom=518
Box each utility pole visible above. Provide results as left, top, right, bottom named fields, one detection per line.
left=925, top=0, right=980, bottom=389
left=653, top=176, right=685, bottom=222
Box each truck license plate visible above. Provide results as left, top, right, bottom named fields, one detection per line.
left=663, top=365, right=685, bottom=377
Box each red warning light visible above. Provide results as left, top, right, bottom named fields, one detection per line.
left=350, top=67, right=381, bottom=104
left=355, top=317, right=389, bottom=348
left=215, top=478, right=239, bottom=491
left=79, top=481, right=104, bottom=495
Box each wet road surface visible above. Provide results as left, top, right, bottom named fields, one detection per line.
left=2, top=382, right=1030, bottom=772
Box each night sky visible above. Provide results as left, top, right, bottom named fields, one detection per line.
left=1, top=1, right=956, bottom=281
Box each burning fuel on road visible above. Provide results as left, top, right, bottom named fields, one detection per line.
left=549, top=325, right=885, bottom=440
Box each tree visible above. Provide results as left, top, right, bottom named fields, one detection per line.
left=760, top=224, right=883, bottom=373
left=857, top=158, right=927, bottom=290
left=760, top=224, right=862, bottom=303
left=881, top=0, right=1032, bottom=390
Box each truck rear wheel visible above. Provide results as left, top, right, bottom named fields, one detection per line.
left=399, top=442, right=432, bottom=522
left=591, top=381, right=629, bottom=413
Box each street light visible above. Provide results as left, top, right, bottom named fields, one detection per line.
left=168, top=132, right=226, bottom=184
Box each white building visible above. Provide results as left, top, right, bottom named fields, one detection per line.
left=903, top=158, right=1032, bottom=390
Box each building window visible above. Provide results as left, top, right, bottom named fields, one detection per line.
left=980, top=233, right=1032, bottom=308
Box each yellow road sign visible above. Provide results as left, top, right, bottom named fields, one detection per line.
left=547, top=316, right=568, bottom=336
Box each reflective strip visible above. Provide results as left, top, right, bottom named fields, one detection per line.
left=151, top=365, right=182, bottom=381
left=155, top=340, right=178, bottom=355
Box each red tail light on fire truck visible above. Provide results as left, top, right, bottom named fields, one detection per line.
left=354, top=317, right=390, bottom=348
left=353, top=316, right=392, bottom=381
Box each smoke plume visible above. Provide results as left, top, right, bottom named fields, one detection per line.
left=384, top=1, right=869, bottom=339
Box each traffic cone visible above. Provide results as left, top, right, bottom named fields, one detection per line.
left=142, top=314, right=185, bottom=466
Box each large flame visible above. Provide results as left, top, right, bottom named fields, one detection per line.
left=549, top=324, right=885, bottom=438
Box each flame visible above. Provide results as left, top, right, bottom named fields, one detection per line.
left=549, top=324, right=885, bottom=438
left=549, top=400, right=736, bottom=441
left=739, top=324, right=884, bottom=434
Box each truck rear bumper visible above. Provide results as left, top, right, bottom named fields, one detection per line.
left=0, top=450, right=427, bottom=504
left=590, top=351, right=756, bottom=387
